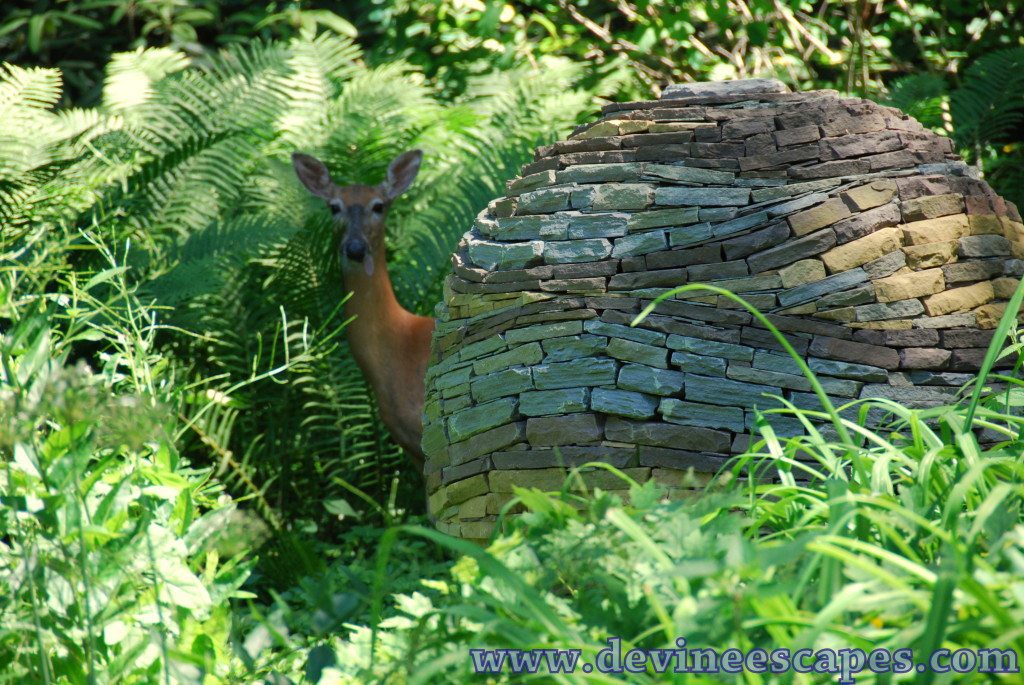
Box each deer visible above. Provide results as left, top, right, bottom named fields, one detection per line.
left=292, top=150, right=434, bottom=475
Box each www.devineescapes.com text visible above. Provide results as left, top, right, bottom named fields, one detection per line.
left=469, top=638, right=1019, bottom=683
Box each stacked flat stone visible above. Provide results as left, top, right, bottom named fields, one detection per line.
left=420, top=79, right=1024, bottom=540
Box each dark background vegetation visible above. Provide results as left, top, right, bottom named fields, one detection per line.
left=5, top=1, right=1024, bottom=101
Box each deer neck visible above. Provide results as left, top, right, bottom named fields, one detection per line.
left=341, top=252, right=411, bottom=374
left=340, top=250, right=433, bottom=468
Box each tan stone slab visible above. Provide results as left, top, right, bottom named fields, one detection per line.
left=486, top=492, right=517, bottom=515
left=901, top=193, right=965, bottom=221
left=458, top=494, right=490, bottom=519
left=815, top=307, right=856, bottom=322
left=973, top=302, right=1024, bottom=329
left=428, top=486, right=449, bottom=514
left=821, top=225, right=903, bottom=273
left=446, top=473, right=490, bottom=506
left=901, top=214, right=970, bottom=245
left=874, top=268, right=945, bottom=302
left=849, top=320, right=913, bottom=329
left=460, top=520, right=496, bottom=539
left=993, top=277, right=1021, bottom=299
left=969, top=214, right=1005, bottom=236
left=489, top=467, right=567, bottom=493
left=618, top=120, right=651, bottom=134
left=902, top=241, right=958, bottom=269
left=436, top=519, right=461, bottom=536
left=650, top=122, right=713, bottom=133
left=1003, top=218, right=1024, bottom=242
left=779, top=259, right=827, bottom=288
left=922, top=281, right=995, bottom=316
left=841, top=179, right=897, bottom=211
left=788, top=198, right=852, bottom=236
left=778, top=302, right=817, bottom=315
left=577, top=120, right=623, bottom=139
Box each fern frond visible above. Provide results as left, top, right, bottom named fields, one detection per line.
left=881, top=73, right=949, bottom=132
left=951, top=48, right=1024, bottom=150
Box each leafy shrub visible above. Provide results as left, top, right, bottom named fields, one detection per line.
left=1, top=36, right=601, bottom=563
left=240, top=288, right=1024, bottom=683
left=0, top=238, right=262, bottom=682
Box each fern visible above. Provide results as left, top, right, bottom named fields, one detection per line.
left=950, top=48, right=1024, bottom=155
left=882, top=47, right=1024, bottom=210
left=0, top=37, right=600, bottom=560
left=881, top=72, right=948, bottom=131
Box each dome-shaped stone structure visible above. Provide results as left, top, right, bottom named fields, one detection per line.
left=420, top=79, right=1023, bottom=539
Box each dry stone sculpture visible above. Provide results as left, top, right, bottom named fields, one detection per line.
left=420, top=78, right=1024, bottom=540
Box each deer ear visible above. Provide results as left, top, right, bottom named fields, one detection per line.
left=384, top=149, right=423, bottom=201
left=292, top=152, right=334, bottom=198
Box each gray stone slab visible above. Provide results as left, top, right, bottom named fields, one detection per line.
left=584, top=320, right=667, bottom=346
left=492, top=446, right=637, bottom=469
left=605, top=417, right=731, bottom=452
left=641, top=164, right=735, bottom=185
left=448, top=422, right=526, bottom=466
left=667, top=335, right=755, bottom=361
left=516, top=186, right=573, bottom=214
left=655, top=186, right=752, bottom=207
left=526, top=413, right=604, bottom=446
left=807, top=357, right=889, bottom=383
left=854, top=298, right=925, bottom=322
left=747, top=228, right=836, bottom=272
left=591, top=387, right=659, bottom=419
left=670, top=351, right=727, bottom=376
left=667, top=222, right=715, bottom=247
left=566, top=212, right=630, bottom=239
left=541, top=334, right=609, bottom=362
left=506, top=321, right=584, bottom=344
left=627, top=207, right=700, bottom=231
left=471, top=367, right=534, bottom=403
left=778, top=268, right=869, bottom=307
left=712, top=210, right=770, bottom=238
left=493, top=214, right=569, bottom=241
left=543, top=239, right=613, bottom=264
left=863, top=250, right=907, bottom=279
left=617, top=363, right=686, bottom=396
left=556, top=162, right=644, bottom=184
left=468, top=238, right=545, bottom=270
left=611, top=230, right=668, bottom=258
left=726, top=364, right=862, bottom=398
left=519, top=388, right=591, bottom=416
left=662, top=78, right=789, bottom=99
left=533, top=358, right=619, bottom=390
left=448, top=397, right=519, bottom=442
left=750, top=178, right=841, bottom=203
left=684, top=374, right=782, bottom=408
left=607, top=338, right=670, bottom=368
left=659, top=398, right=746, bottom=432
left=473, top=342, right=543, bottom=375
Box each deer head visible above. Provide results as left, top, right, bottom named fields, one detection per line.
left=291, top=150, right=423, bottom=276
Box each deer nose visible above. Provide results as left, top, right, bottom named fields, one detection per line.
left=344, top=237, right=367, bottom=262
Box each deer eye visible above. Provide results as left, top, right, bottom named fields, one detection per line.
left=371, top=202, right=385, bottom=215
left=328, top=200, right=344, bottom=215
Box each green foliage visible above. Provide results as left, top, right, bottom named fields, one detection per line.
left=238, top=291, right=1024, bottom=684
left=882, top=47, right=1024, bottom=209
left=0, top=1, right=357, bottom=103
left=1, top=35, right=599, bottom=588
left=0, top=238, right=262, bottom=682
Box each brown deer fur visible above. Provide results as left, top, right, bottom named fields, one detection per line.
left=292, top=150, right=434, bottom=473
